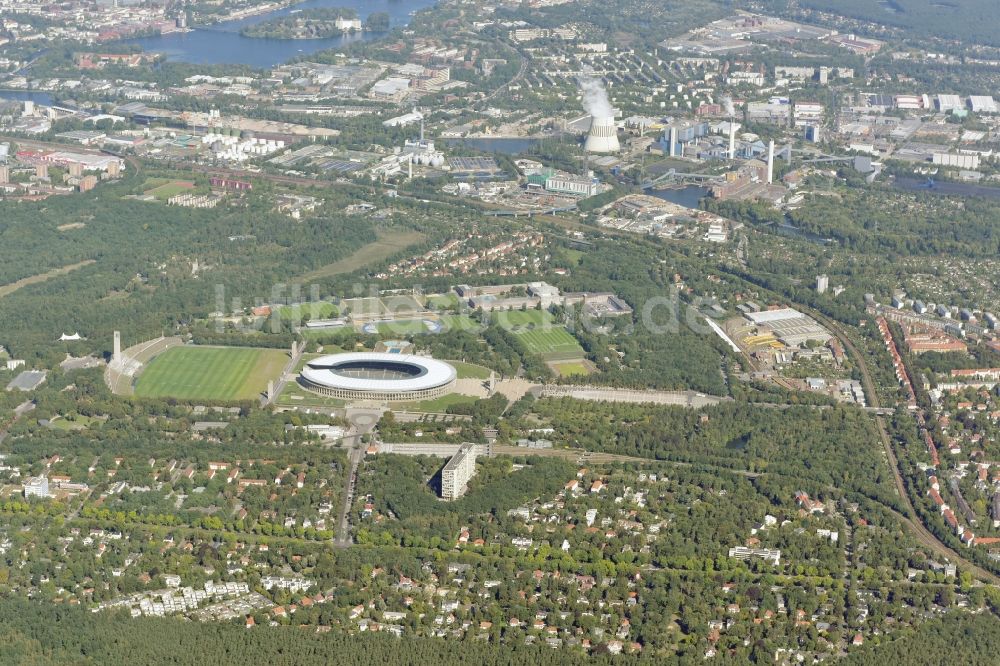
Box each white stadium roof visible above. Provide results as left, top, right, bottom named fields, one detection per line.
left=300, top=352, right=456, bottom=393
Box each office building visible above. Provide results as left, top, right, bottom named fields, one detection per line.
left=23, top=476, right=50, bottom=499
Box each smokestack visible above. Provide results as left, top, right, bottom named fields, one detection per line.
left=728, top=122, right=736, bottom=160
left=669, top=127, right=677, bottom=158
left=767, top=140, right=774, bottom=184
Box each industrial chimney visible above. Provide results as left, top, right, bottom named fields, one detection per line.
left=584, top=116, right=620, bottom=153
left=766, top=140, right=775, bottom=184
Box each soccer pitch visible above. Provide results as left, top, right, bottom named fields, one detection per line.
left=134, top=346, right=288, bottom=401
left=512, top=327, right=584, bottom=357
left=492, top=309, right=552, bottom=329
left=276, top=301, right=338, bottom=322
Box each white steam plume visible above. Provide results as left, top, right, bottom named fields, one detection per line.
left=721, top=95, right=736, bottom=117
left=577, top=66, right=613, bottom=118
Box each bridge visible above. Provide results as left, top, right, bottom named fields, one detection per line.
left=641, top=169, right=724, bottom=190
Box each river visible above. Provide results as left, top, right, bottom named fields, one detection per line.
left=0, top=90, right=54, bottom=106
left=893, top=176, right=1000, bottom=201
left=124, top=0, right=437, bottom=67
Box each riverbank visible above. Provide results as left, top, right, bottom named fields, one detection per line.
left=123, top=0, right=436, bottom=66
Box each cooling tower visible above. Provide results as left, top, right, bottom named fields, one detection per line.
left=584, top=116, right=620, bottom=153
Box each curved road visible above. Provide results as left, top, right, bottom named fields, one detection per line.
left=806, top=307, right=1000, bottom=585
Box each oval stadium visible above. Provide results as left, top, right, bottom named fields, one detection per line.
left=299, top=352, right=457, bottom=401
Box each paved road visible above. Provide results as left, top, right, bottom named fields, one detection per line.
left=0, top=401, right=34, bottom=445
left=534, top=386, right=730, bottom=407
left=262, top=342, right=304, bottom=407
left=806, top=307, right=1000, bottom=585
left=333, top=408, right=384, bottom=548
left=492, top=445, right=761, bottom=478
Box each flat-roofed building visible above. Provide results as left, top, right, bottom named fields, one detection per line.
left=745, top=308, right=832, bottom=347
left=968, top=96, right=998, bottom=114
left=441, top=443, right=477, bottom=501
left=23, top=476, right=49, bottom=499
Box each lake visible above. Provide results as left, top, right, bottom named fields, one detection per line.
left=124, top=0, right=437, bottom=67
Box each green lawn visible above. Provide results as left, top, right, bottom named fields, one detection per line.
left=274, top=382, right=346, bottom=409
left=426, top=293, right=459, bottom=309
left=277, top=301, right=338, bottom=322
left=298, top=228, right=426, bottom=281
left=492, top=309, right=553, bottom=328
left=300, top=327, right=353, bottom=342
left=134, top=346, right=288, bottom=401
left=47, top=414, right=100, bottom=431
left=397, top=393, right=478, bottom=413
left=551, top=361, right=591, bottom=377
left=145, top=180, right=195, bottom=201
left=514, top=327, right=585, bottom=357
left=561, top=247, right=585, bottom=265
left=439, top=314, right=480, bottom=332
left=372, top=319, right=432, bottom=336
left=448, top=361, right=492, bottom=379
left=489, top=309, right=583, bottom=358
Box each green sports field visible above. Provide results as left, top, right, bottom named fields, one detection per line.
left=144, top=180, right=195, bottom=201
left=492, top=309, right=553, bottom=329
left=489, top=309, right=584, bottom=358
left=512, top=327, right=585, bottom=358
left=134, top=346, right=288, bottom=401
left=551, top=360, right=591, bottom=377
left=276, top=301, right=338, bottom=323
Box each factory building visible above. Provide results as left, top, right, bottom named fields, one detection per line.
left=543, top=174, right=601, bottom=197
left=932, top=152, right=980, bottom=170
left=936, top=94, right=964, bottom=113
left=968, top=96, right=998, bottom=114
left=744, top=308, right=832, bottom=347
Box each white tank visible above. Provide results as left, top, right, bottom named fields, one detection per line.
left=584, top=116, right=620, bottom=153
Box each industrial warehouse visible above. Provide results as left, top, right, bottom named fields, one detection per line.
left=298, top=352, right=457, bottom=402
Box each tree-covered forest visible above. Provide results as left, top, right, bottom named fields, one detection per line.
left=798, top=0, right=1000, bottom=47
left=0, top=597, right=641, bottom=665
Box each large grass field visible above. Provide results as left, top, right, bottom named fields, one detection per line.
left=439, top=314, right=480, bottom=332
left=144, top=180, right=195, bottom=201
left=550, top=360, right=592, bottom=377
left=398, top=393, right=478, bottom=413
left=274, top=382, right=345, bottom=409
left=448, top=361, right=492, bottom=379
left=492, top=309, right=553, bottom=328
left=370, top=319, right=432, bottom=336
left=425, top=293, right=459, bottom=309
left=134, top=346, right=287, bottom=401
left=490, top=309, right=585, bottom=358
left=298, top=228, right=426, bottom=281
left=513, top=327, right=585, bottom=358
left=276, top=301, right=338, bottom=323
